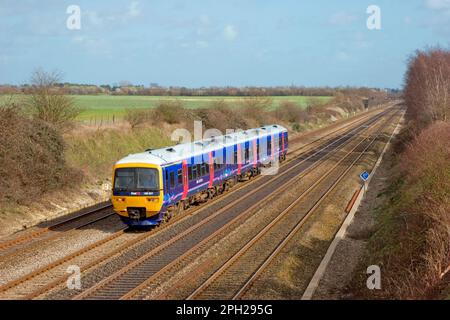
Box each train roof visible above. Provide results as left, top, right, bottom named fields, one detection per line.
left=115, top=124, right=287, bottom=166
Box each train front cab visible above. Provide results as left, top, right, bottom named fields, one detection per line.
left=111, top=163, right=164, bottom=226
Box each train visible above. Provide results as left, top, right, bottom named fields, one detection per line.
left=111, top=125, right=288, bottom=226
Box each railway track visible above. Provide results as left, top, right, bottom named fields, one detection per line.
left=123, top=109, right=402, bottom=300
left=0, top=105, right=383, bottom=258
left=189, top=114, right=400, bottom=300
left=0, top=106, right=392, bottom=299
left=68, top=108, right=398, bottom=300
left=0, top=203, right=114, bottom=256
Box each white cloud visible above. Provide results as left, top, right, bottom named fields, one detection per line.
left=0, top=55, right=10, bottom=64
left=223, top=25, right=238, bottom=41
left=72, top=36, right=111, bottom=55
left=425, top=0, right=450, bottom=10
left=423, top=0, right=450, bottom=36
left=73, top=35, right=85, bottom=43
left=196, top=40, right=209, bottom=48
left=199, top=14, right=210, bottom=25
left=85, top=10, right=103, bottom=26
left=336, top=51, right=350, bottom=61
left=329, top=11, right=357, bottom=26
left=82, top=2, right=141, bottom=28
left=197, top=15, right=211, bottom=36
left=128, top=1, right=141, bottom=17
left=354, top=32, right=373, bottom=49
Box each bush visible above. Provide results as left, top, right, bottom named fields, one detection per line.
left=26, top=69, right=82, bottom=131
left=193, top=100, right=249, bottom=132
left=0, top=104, right=73, bottom=205
left=124, top=108, right=152, bottom=129
left=274, top=100, right=310, bottom=124
left=238, top=97, right=273, bottom=126
left=357, top=121, right=450, bottom=299
left=153, top=100, right=186, bottom=124
left=404, top=48, right=450, bottom=129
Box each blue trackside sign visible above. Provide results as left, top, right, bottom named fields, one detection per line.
left=360, top=171, right=370, bottom=182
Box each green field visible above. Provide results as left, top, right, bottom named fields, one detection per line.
left=0, top=95, right=332, bottom=121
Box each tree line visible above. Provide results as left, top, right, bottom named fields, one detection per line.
left=0, top=82, right=394, bottom=97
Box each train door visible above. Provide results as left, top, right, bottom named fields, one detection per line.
left=209, top=151, right=214, bottom=188
left=182, top=160, right=188, bottom=200
left=236, top=143, right=242, bottom=175
left=252, top=139, right=257, bottom=168
left=271, top=134, right=275, bottom=161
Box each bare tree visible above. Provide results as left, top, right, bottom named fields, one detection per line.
left=124, top=108, right=151, bottom=129
left=404, top=48, right=450, bottom=129
left=26, top=68, right=81, bottom=130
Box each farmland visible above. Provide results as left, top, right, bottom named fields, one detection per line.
left=0, top=94, right=332, bottom=121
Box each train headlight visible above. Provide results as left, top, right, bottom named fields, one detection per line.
left=146, top=197, right=158, bottom=203
left=116, top=197, right=126, bottom=202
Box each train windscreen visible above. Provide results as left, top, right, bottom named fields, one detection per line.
left=114, top=168, right=159, bottom=191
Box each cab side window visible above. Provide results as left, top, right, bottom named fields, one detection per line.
left=192, top=165, right=197, bottom=179
left=177, top=169, right=182, bottom=184
left=170, top=171, right=175, bottom=188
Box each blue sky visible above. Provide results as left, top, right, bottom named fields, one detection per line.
left=0, top=0, right=449, bottom=88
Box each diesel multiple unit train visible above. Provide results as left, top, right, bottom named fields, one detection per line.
left=112, top=125, right=288, bottom=226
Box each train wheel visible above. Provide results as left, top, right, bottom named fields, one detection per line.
left=163, top=210, right=172, bottom=223
left=174, top=202, right=183, bottom=217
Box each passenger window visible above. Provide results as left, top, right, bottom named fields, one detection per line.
left=170, top=172, right=175, bottom=188
left=177, top=169, right=182, bottom=184
left=192, top=166, right=197, bottom=179
left=205, top=163, right=210, bottom=173
left=188, top=166, right=192, bottom=180
left=197, top=164, right=202, bottom=177
left=201, top=164, right=206, bottom=176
